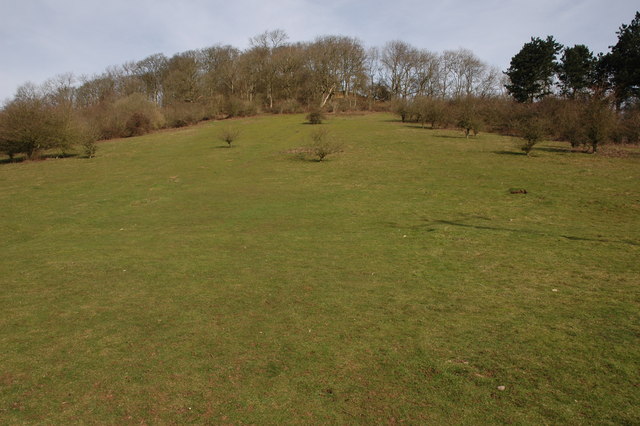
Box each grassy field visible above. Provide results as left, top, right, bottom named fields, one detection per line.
left=1, top=113, right=639, bottom=423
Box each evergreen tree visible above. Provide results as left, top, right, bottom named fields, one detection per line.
left=607, top=12, right=640, bottom=106
left=557, top=45, right=596, bottom=97
left=505, top=36, right=563, bottom=102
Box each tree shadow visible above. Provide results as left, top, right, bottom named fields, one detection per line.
left=0, top=157, right=25, bottom=165
left=428, top=219, right=640, bottom=246
left=1, top=152, right=80, bottom=165
left=42, top=152, right=79, bottom=160
left=534, top=147, right=571, bottom=153
left=378, top=217, right=639, bottom=246
left=281, top=149, right=335, bottom=163
left=493, top=150, right=526, bottom=156
left=437, top=134, right=470, bottom=139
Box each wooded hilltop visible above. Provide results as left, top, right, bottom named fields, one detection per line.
left=1, top=11, right=638, bottom=160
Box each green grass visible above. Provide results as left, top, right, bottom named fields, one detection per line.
left=1, top=113, right=639, bottom=423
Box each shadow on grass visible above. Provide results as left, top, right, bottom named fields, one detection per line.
left=1, top=152, right=80, bottom=165
left=494, top=147, right=594, bottom=156
left=430, top=219, right=640, bottom=246
left=404, top=124, right=434, bottom=130
left=434, top=133, right=472, bottom=139
left=493, top=150, right=526, bottom=156
left=378, top=217, right=639, bottom=246
left=281, top=150, right=334, bottom=163
left=292, top=156, right=332, bottom=163
left=0, top=157, right=25, bottom=165
left=42, top=152, right=80, bottom=160
left=534, top=146, right=571, bottom=153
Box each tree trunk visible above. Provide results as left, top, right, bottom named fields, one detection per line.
left=320, top=85, right=336, bottom=108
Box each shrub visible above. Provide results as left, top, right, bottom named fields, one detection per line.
left=391, top=98, right=410, bottom=122
left=518, top=115, right=547, bottom=155
left=82, top=139, right=97, bottom=158
left=454, top=97, right=484, bottom=138
left=95, top=93, right=165, bottom=139
left=306, top=109, right=325, bottom=124
left=219, top=126, right=240, bottom=147
left=0, top=94, right=83, bottom=160
left=273, top=99, right=302, bottom=114
left=225, top=97, right=258, bottom=118
left=620, top=107, right=640, bottom=143
left=413, top=97, right=447, bottom=129
left=552, top=100, right=587, bottom=149
left=329, top=98, right=352, bottom=113
left=457, top=115, right=483, bottom=138
left=0, top=135, right=19, bottom=160
left=76, top=121, right=99, bottom=158
left=201, top=96, right=225, bottom=120
left=309, top=128, right=342, bottom=161
left=582, top=97, right=615, bottom=153
left=164, top=102, right=206, bottom=128
left=124, top=112, right=152, bottom=137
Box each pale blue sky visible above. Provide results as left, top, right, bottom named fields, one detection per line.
left=0, top=0, right=637, bottom=102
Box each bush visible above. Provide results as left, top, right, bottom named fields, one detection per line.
left=0, top=135, right=19, bottom=160
left=454, top=97, right=484, bottom=138
left=582, top=97, right=615, bottom=153
left=306, top=109, right=325, bottom=124
left=124, top=112, right=152, bottom=137
left=273, top=99, right=302, bottom=114
left=620, top=106, right=640, bottom=143
left=552, top=100, right=587, bottom=148
left=225, top=97, right=258, bottom=118
left=75, top=120, right=99, bottom=158
left=309, top=128, right=342, bottom=161
left=457, top=115, right=483, bottom=138
left=164, top=102, right=206, bottom=128
left=0, top=94, right=83, bottom=160
left=201, top=96, right=225, bottom=120
left=518, top=114, right=547, bottom=155
left=82, top=139, right=97, bottom=158
left=391, top=98, right=410, bottom=122
left=95, top=93, right=165, bottom=139
left=219, top=126, right=240, bottom=147
left=328, top=98, right=353, bottom=113
left=412, top=97, right=447, bottom=129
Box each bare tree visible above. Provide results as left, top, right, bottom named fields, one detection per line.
left=438, top=50, right=457, bottom=98
left=245, top=30, right=292, bottom=108
left=305, top=36, right=365, bottom=108
left=135, top=53, right=168, bottom=104
left=476, top=66, right=506, bottom=98
left=412, top=50, right=440, bottom=97
left=364, top=46, right=382, bottom=109
left=75, top=74, right=117, bottom=108
left=199, top=45, right=241, bottom=97
left=272, top=43, right=306, bottom=102
left=382, top=40, right=419, bottom=99
left=249, top=29, right=289, bottom=49
left=163, top=51, right=201, bottom=104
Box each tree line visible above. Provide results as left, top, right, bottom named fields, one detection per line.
left=397, top=12, right=640, bottom=153
left=505, top=12, right=639, bottom=108
left=1, top=12, right=638, bottom=160
left=0, top=30, right=507, bottom=159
